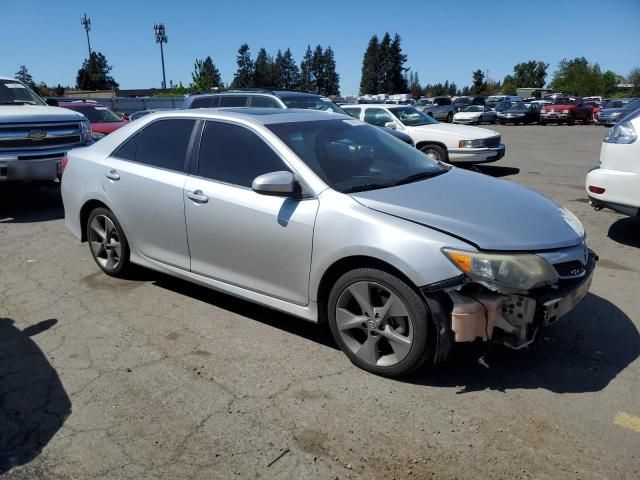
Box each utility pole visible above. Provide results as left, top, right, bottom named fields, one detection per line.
left=81, top=13, right=92, bottom=58
left=154, top=23, right=168, bottom=90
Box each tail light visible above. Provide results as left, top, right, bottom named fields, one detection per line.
left=588, top=186, right=605, bottom=194
left=60, top=155, right=69, bottom=175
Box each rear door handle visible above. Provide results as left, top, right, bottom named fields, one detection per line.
left=186, top=190, right=208, bottom=204
left=105, top=170, right=120, bottom=181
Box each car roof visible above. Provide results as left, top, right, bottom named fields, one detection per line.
left=0, top=75, right=19, bottom=81
left=188, top=90, right=323, bottom=99
left=147, top=107, right=348, bottom=125
left=59, top=101, right=105, bottom=107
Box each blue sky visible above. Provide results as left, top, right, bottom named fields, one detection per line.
left=2, top=0, right=639, bottom=95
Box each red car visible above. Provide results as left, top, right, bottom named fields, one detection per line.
left=539, top=97, right=594, bottom=125
left=59, top=101, right=129, bottom=140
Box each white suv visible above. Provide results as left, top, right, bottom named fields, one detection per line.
left=343, top=104, right=505, bottom=164
left=586, top=107, right=640, bottom=217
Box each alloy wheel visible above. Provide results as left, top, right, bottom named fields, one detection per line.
left=89, top=215, right=122, bottom=271
left=335, top=281, right=414, bottom=367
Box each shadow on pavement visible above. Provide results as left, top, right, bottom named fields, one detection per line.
left=153, top=274, right=339, bottom=350
left=0, top=183, right=64, bottom=224
left=475, top=165, right=520, bottom=178
left=608, top=216, right=640, bottom=248
left=409, top=292, right=640, bottom=393
left=0, top=318, right=70, bottom=475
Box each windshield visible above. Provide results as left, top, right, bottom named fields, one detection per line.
left=267, top=119, right=447, bottom=193
left=453, top=98, right=470, bottom=105
left=0, top=79, right=46, bottom=105
left=553, top=97, right=577, bottom=105
left=625, top=99, right=640, bottom=110
left=485, top=99, right=500, bottom=108
left=389, top=107, right=438, bottom=126
left=495, top=101, right=512, bottom=111
left=463, top=105, right=484, bottom=112
left=416, top=99, right=432, bottom=106
left=507, top=102, right=526, bottom=111
left=281, top=96, right=345, bottom=114
left=62, top=105, right=122, bottom=123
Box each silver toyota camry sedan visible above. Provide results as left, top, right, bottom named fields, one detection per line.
left=61, top=108, right=596, bottom=377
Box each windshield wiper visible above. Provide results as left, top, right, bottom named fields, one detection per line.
left=391, top=170, right=447, bottom=186
left=341, top=182, right=391, bottom=193
left=0, top=101, right=31, bottom=105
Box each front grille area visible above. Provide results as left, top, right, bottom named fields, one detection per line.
left=554, top=260, right=586, bottom=278
left=0, top=122, right=82, bottom=151
left=484, top=136, right=500, bottom=148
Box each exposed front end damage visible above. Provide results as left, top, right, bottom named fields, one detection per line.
left=422, top=249, right=597, bottom=363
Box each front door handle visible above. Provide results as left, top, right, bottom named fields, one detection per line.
left=186, top=190, right=208, bottom=204
left=105, top=170, right=120, bottom=181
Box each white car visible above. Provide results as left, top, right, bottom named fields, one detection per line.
left=343, top=104, right=505, bottom=164
left=586, top=108, right=640, bottom=217
left=453, top=105, right=497, bottom=125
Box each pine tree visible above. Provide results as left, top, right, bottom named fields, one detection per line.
left=471, top=69, right=486, bottom=95
left=386, top=33, right=408, bottom=93
left=190, top=56, right=222, bottom=92
left=299, top=45, right=315, bottom=92
left=409, top=71, right=422, bottom=98
left=448, top=82, right=457, bottom=97
left=254, top=48, right=276, bottom=88
left=360, top=35, right=380, bottom=95
left=76, top=52, right=119, bottom=90
left=322, top=46, right=340, bottom=96
left=278, top=48, right=300, bottom=90
left=231, top=44, right=254, bottom=88
left=15, top=65, right=36, bottom=89
left=379, top=33, right=392, bottom=92
left=310, top=45, right=325, bottom=94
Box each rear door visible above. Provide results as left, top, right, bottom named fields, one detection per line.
left=103, top=118, right=198, bottom=269
left=183, top=120, right=318, bottom=305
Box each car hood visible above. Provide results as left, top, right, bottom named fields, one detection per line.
left=0, top=105, right=86, bottom=123
left=499, top=109, right=527, bottom=115
left=454, top=111, right=481, bottom=118
left=599, top=108, right=631, bottom=115
left=410, top=123, right=499, bottom=139
left=91, top=121, right=128, bottom=134
left=350, top=168, right=583, bottom=251
left=544, top=104, right=576, bottom=110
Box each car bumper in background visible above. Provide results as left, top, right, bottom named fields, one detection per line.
left=448, top=144, right=506, bottom=164
left=586, top=166, right=640, bottom=217
left=541, top=113, right=570, bottom=122
left=0, top=154, right=64, bottom=181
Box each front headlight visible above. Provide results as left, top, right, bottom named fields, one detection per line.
left=459, top=139, right=485, bottom=148
left=91, top=131, right=106, bottom=140
left=562, top=109, right=570, bottom=114
left=80, top=121, right=92, bottom=142
left=604, top=120, right=637, bottom=144
left=442, top=248, right=558, bottom=292
left=559, top=207, right=585, bottom=236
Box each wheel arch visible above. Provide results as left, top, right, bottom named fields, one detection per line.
left=415, top=140, right=449, bottom=158
left=79, top=199, right=111, bottom=242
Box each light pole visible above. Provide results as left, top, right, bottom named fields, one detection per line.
left=81, top=13, right=92, bottom=58
left=154, top=23, right=168, bottom=90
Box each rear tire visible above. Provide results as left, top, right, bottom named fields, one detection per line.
left=86, top=207, right=131, bottom=277
left=420, top=144, right=448, bottom=163
left=446, top=112, right=453, bottom=123
left=584, top=113, right=592, bottom=125
left=327, top=268, right=433, bottom=377
left=567, top=115, right=575, bottom=126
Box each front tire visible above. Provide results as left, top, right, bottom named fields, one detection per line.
left=567, top=115, right=575, bottom=126
left=327, top=268, right=433, bottom=377
left=419, top=144, right=448, bottom=163
left=86, top=207, right=131, bottom=277
left=446, top=112, right=453, bottom=123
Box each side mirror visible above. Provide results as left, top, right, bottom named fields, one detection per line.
left=45, top=98, right=59, bottom=107
left=252, top=171, right=300, bottom=197
left=384, top=121, right=397, bottom=130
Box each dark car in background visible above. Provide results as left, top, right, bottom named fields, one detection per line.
left=497, top=102, right=541, bottom=125
left=595, top=98, right=640, bottom=126
left=453, top=96, right=485, bottom=112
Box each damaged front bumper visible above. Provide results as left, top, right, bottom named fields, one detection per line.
left=421, top=250, right=597, bottom=363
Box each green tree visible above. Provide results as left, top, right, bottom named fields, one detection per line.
left=299, top=45, right=315, bottom=92
left=600, top=70, right=619, bottom=97
left=385, top=33, right=408, bottom=93
left=511, top=60, right=549, bottom=88
left=15, top=65, right=36, bottom=89
left=408, top=70, right=422, bottom=98
left=311, top=45, right=325, bottom=94
left=190, top=56, right=222, bottom=92
left=231, top=44, right=254, bottom=88
left=501, top=75, right=517, bottom=95
left=549, top=57, right=606, bottom=96
left=471, top=69, right=485, bottom=95
left=274, top=48, right=300, bottom=90
left=76, top=52, right=119, bottom=90
left=378, top=33, right=392, bottom=92
left=322, top=46, right=340, bottom=96
left=359, top=35, right=381, bottom=94
left=254, top=48, right=276, bottom=87
left=629, top=67, right=640, bottom=96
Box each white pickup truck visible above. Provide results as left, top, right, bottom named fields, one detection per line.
left=343, top=104, right=506, bottom=164
left=0, top=76, right=92, bottom=182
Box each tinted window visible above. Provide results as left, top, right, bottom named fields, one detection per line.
left=198, top=121, right=289, bottom=187
left=219, top=96, right=248, bottom=107
left=190, top=97, right=211, bottom=108
left=364, top=108, right=393, bottom=127
left=434, top=98, right=451, bottom=106
left=250, top=96, right=280, bottom=108
left=343, top=107, right=361, bottom=119
left=135, top=119, right=196, bottom=171
left=113, top=132, right=140, bottom=160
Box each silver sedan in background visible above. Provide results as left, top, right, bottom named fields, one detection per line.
left=61, top=109, right=595, bottom=377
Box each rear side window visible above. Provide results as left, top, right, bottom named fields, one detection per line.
left=219, top=96, right=248, bottom=107
left=134, top=119, right=196, bottom=171
left=113, top=133, right=140, bottom=160
left=343, top=107, right=361, bottom=119
left=249, top=96, right=280, bottom=108
left=198, top=121, right=289, bottom=187
left=189, top=97, right=211, bottom=108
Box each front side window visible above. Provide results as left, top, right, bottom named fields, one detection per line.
left=198, top=121, right=289, bottom=187
left=268, top=119, right=447, bottom=193
left=250, top=96, right=280, bottom=108
left=219, top=96, right=248, bottom=107
left=389, top=107, right=438, bottom=126
left=0, top=79, right=45, bottom=105
left=364, top=108, right=393, bottom=127
left=343, top=107, right=361, bottom=119
left=133, top=119, right=196, bottom=171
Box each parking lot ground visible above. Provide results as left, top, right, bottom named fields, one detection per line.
left=1, top=124, right=639, bottom=480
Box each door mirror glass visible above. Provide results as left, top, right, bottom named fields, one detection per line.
left=384, top=121, right=397, bottom=130
left=252, top=171, right=299, bottom=197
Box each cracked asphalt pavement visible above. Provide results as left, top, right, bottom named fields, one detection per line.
left=1, top=125, right=639, bottom=479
